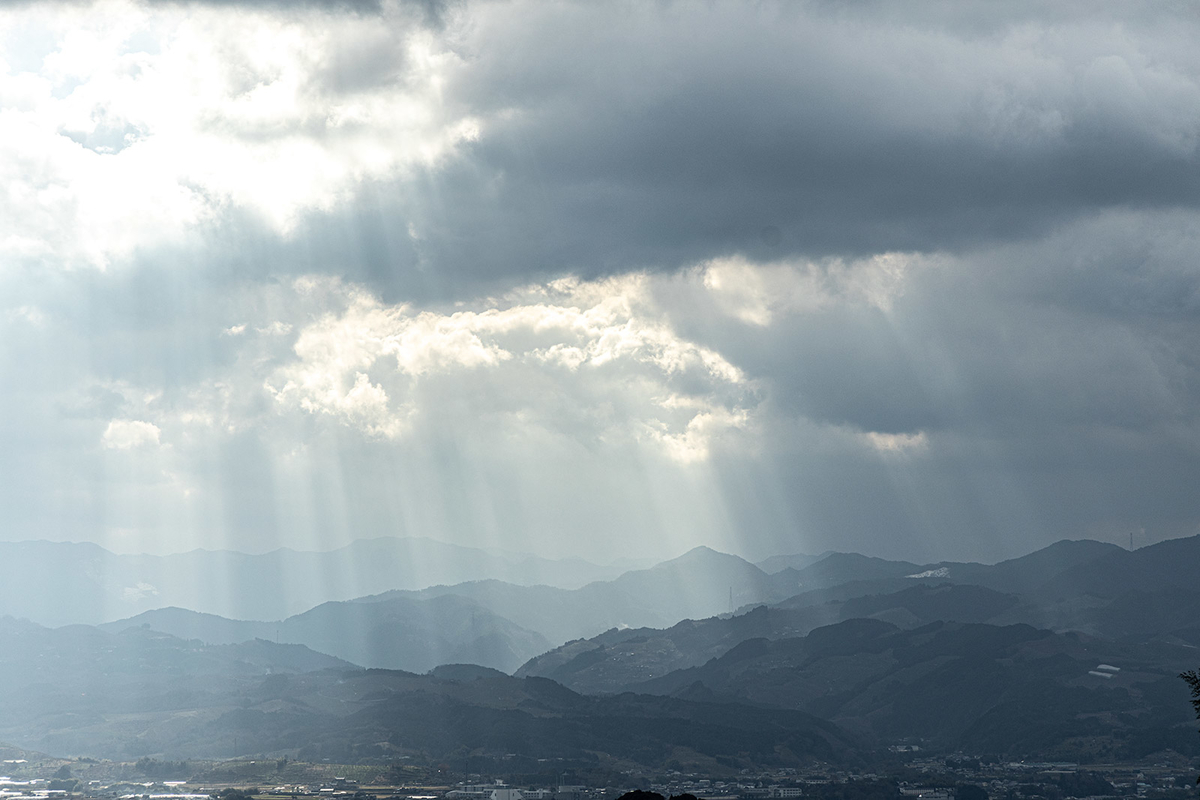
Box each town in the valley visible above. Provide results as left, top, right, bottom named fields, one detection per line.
left=0, top=752, right=1195, bottom=800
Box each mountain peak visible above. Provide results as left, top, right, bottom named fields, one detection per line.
left=656, top=545, right=750, bottom=567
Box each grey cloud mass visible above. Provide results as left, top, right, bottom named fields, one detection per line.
left=165, top=2, right=1200, bottom=301
left=1, top=0, right=1199, bottom=564
left=397, top=3, right=1200, bottom=283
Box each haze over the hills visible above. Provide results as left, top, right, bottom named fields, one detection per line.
left=0, top=533, right=1199, bottom=764
left=4, top=0, right=1200, bottom=775
left=0, top=537, right=640, bottom=626
left=5, top=533, right=1196, bottom=656
left=15, top=532, right=1200, bottom=680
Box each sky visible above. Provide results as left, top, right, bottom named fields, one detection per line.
left=1, top=0, right=1199, bottom=564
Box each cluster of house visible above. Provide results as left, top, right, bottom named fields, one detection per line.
left=446, top=782, right=590, bottom=800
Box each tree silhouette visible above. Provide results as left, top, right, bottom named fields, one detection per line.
left=615, top=792, right=665, bottom=800
left=1179, top=670, right=1200, bottom=787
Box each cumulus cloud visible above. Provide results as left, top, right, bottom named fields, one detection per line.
left=862, top=430, right=929, bottom=456
left=101, top=418, right=161, bottom=449
left=263, top=275, right=754, bottom=459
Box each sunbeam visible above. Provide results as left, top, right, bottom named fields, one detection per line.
left=2, top=0, right=1200, bottom=787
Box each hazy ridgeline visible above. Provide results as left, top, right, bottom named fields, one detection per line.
left=2, top=535, right=1200, bottom=765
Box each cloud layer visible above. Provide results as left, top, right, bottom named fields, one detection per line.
left=1, top=0, right=1199, bottom=563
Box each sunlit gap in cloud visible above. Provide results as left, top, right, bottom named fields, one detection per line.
left=0, top=0, right=473, bottom=272
left=0, top=0, right=480, bottom=623
left=0, top=0, right=954, bottom=593
left=70, top=260, right=771, bottom=586
left=249, top=270, right=759, bottom=558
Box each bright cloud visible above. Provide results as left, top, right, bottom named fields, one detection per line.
left=102, top=418, right=161, bottom=449
left=0, top=1, right=476, bottom=268
left=264, top=275, right=755, bottom=461
left=862, top=430, right=929, bottom=455
left=701, top=252, right=923, bottom=326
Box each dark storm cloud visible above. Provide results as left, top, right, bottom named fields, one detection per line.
left=703, top=216, right=1200, bottom=441
left=349, top=2, right=1200, bottom=291
left=111, top=1, right=1200, bottom=304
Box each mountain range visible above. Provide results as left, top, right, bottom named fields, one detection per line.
left=631, top=618, right=1199, bottom=761
left=103, top=593, right=552, bottom=674
left=0, top=618, right=853, bottom=769
left=517, top=537, right=1200, bottom=694
left=0, top=537, right=645, bottom=626
left=100, top=545, right=812, bottom=670
left=515, top=583, right=1022, bottom=694
left=53, top=535, right=1200, bottom=678
left=6, top=533, right=1200, bottom=764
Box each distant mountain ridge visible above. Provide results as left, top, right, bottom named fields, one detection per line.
left=1035, top=534, right=1200, bottom=599
left=103, top=546, right=808, bottom=665
left=102, top=594, right=552, bottom=674
left=100, top=535, right=1200, bottom=677
left=0, top=617, right=856, bottom=767
left=0, top=534, right=1141, bottom=631
left=914, top=538, right=1128, bottom=595
left=754, top=551, right=825, bottom=574
left=516, top=536, right=1200, bottom=698
left=516, top=583, right=1022, bottom=693
left=353, top=545, right=809, bottom=644
left=0, top=537, right=635, bottom=626
left=624, top=617, right=1200, bottom=760
left=10, top=609, right=1196, bottom=765
left=6, top=534, right=1200, bottom=764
